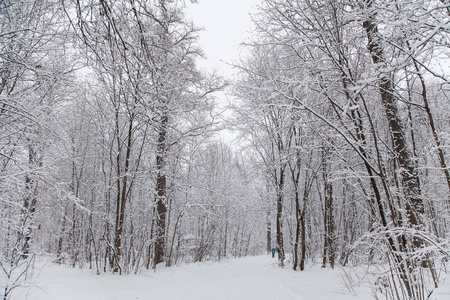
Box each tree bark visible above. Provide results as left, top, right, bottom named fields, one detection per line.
left=153, top=113, right=168, bottom=268
left=362, top=0, right=424, bottom=233
left=276, top=166, right=285, bottom=267
left=321, top=147, right=335, bottom=269
left=289, top=140, right=302, bottom=271
left=293, top=183, right=300, bottom=271
left=112, top=112, right=134, bottom=273
left=20, top=144, right=41, bottom=259
left=300, top=186, right=308, bottom=271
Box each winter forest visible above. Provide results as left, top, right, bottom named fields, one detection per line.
left=1, top=0, right=450, bottom=299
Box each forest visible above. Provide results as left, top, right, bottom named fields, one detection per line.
left=1, top=0, right=450, bottom=299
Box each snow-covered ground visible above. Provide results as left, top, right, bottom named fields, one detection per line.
left=7, top=255, right=450, bottom=300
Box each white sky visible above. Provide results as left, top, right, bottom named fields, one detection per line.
left=185, top=0, right=261, bottom=76
left=184, top=0, right=262, bottom=144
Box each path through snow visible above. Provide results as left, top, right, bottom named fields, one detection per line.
left=11, top=255, right=450, bottom=300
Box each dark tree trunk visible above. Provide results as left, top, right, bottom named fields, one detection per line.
left=145, top=207, right=156, bottom=270
left=289, top=146, right=302, bottom=271
left=276, top=167, right=285, bottom=267
left=300, top=195, right=307, bottom=271
left=362, top=2, right=426, bottom=297
left=321, top=147, right=334, bottom=269
left=112, top=113, right=134, bottom=273
left=153, top=113, right=168, bottom=269
left=167, top=213, right=182, bottom=267
left=293, top=184, right=300, bottom=271
left=300, top=170, right=313, bottom=271
left=323, top=180, right=334, bottom=268
left=362, top=0, right=424, bottom=234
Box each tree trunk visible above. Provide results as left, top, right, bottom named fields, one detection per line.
left=145, top=207, right=156, bottom=270
left=300, top=196, right=307, bottom=271
left=113, top=113, right=134, bottom=273
left=56, top=205, right=68, bottom=261
left=153, top=113, right=168, bottom=269
left=289, top=155, right=301, bottom=271
left=362, top=0, right=424, bottom=235
left=362, top=2, right=426, bottom=297
left=167, top=213, right=182, bottom=267
left=293, top=184, right=300, bottom=271
left=223, top=217, right=228, bottom=259
left=266, top=209, right=271, bottom=254
left=20, top=145, right=40, bottom=259
left=321, top=147, right=335, bottom=269
left=276, top=167, right=285, bottom=267
left=300, top=170, right=314, bottom=271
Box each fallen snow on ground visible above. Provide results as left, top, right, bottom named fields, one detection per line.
left=9, top=255, right=450, bottom=300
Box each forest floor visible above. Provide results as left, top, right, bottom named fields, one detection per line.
left=9, top=255, right=450, bottom=300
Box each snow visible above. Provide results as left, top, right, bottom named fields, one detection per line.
left=7, top=255, right=450, bottom=300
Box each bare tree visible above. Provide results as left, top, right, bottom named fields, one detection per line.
left=65, top=0, right=222, bottom=271
left=0, top=0, right=75, bottom=297
left=235, top=0, right=450, bottom=297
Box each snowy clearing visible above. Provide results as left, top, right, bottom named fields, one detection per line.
left=7, top=255, right=450, bottom=300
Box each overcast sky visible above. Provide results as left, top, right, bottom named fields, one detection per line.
left=184, top=1, right=262, bottom=143
left=185, top=0, right=261, bottom=76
